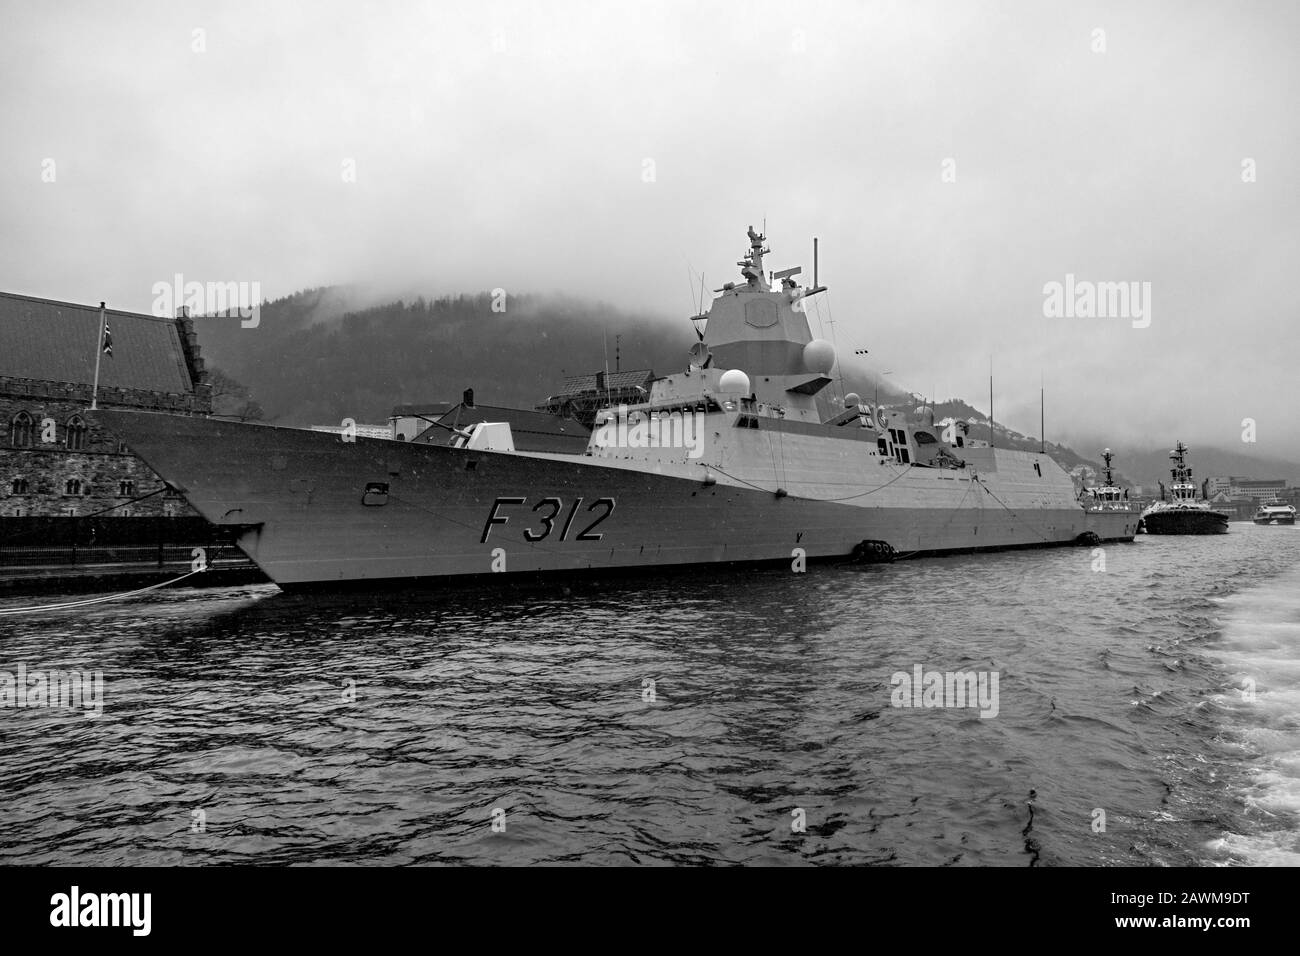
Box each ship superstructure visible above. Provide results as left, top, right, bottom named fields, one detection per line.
left=1081, top=448, right=1141, bottom=528
left=95, top=227, right=1138, bottom=588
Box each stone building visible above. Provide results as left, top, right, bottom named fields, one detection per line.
left=1, top=291, right=211, bottom=519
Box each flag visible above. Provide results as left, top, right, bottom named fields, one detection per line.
left=102, top=320, right=113, bottom=356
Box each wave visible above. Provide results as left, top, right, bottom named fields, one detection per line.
left=1204, top=562, right=1300, bottom=865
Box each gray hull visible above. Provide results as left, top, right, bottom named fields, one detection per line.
left=95, top=411, right=1136, bottom=588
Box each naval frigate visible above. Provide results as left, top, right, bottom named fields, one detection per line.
left=95, top=227, right=1137, bottom=588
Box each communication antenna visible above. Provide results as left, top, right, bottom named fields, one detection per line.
left=603, top=328, right=611, bottom=406
left=989, top=355, right=995, bottom=449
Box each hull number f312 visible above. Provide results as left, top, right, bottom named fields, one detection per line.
left=481, top=496, right=616, bottom=543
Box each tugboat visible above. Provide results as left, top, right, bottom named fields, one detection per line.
left=1253, top=500, right=1297, bottom=525
left=1140, top=442, right=1229, bottom=535
left=93, top=226, right=1137, bottom=589
left=1081, top=449, right=1140, bottom=518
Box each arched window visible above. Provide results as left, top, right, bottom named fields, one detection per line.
left=66, top=416, right=88, bottom=451
left=10, top=478, right=29, bottom=495
left=119, top=479, right=135, bottom=497
left=10, top=412, right=33, bottom=448
left=64, top=478, right=82, bottom=496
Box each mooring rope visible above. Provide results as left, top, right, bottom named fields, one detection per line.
left=975, top=480, right=1056, bottom=543
left=0, top=568, right=204, bottom=616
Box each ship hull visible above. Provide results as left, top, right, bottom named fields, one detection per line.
left=1253, top=514, right=1296, bottom=525
left=94, top=411, right=1136, bottom=588
left=1143, top=508, right=1230, bottom=535
left=1083, top=508, right=1144, bottom=542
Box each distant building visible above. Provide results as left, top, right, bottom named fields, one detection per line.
left=389, top=403, right=454, bottom=441
left=1, top=292, right=211, bottom=518
left=1210, top=491, right=1258, bottom=521
left=1231, top=478, right=1288, bottom=498
left=1208, top=476, right=1288, bottom=498
left=537, top=369, right=656, bottom=428
left=1206, top=476, right=1233, bottom=497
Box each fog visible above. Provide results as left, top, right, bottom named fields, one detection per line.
left=2, top=0, right=1296, bottom=459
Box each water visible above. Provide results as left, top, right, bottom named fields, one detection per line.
left=2, top=524, right=1298, bottom=866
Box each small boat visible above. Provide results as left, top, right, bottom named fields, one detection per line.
left=1253, top=500, right=1297, bottom=525
left=1081, top=448, right=1143, bottom=540
left=1081, top=448, right=1139, bottom=514
left=1140, top=441, right=1229, bottom=535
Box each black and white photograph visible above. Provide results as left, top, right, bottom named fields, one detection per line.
left=0, top=0, right=1293, bottom=929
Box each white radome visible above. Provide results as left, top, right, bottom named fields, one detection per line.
left=844, top=392, right=861, bottom=408
left=718, top=369, right=751, bottom=395
left=803, top=338, right=836, bottom=374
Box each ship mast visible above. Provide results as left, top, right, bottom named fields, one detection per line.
left=738, top=225, right=770, bottom=291
left=1169, top=441, right=1194, bottom=501
left=1101, top=448, right=1116, bottom=487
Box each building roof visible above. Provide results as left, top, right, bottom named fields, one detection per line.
left=0, top=291, right=196, bottom=394
left=551, top=368, right=655, bottom=397
left=391, top=402, right=454, bottom=418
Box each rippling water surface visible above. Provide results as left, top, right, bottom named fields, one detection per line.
left=3, top=524, right=1299, bottom=866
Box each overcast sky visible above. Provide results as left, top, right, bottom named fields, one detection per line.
left=2, top=0, right=1296, bottom=458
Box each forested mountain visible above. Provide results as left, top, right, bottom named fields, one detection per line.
left=196, top=289, right=695, bottom=426
left=195, top=287, right=1296, bottom=490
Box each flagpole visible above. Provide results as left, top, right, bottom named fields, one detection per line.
left=90, top=301, right=106, bottom=410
